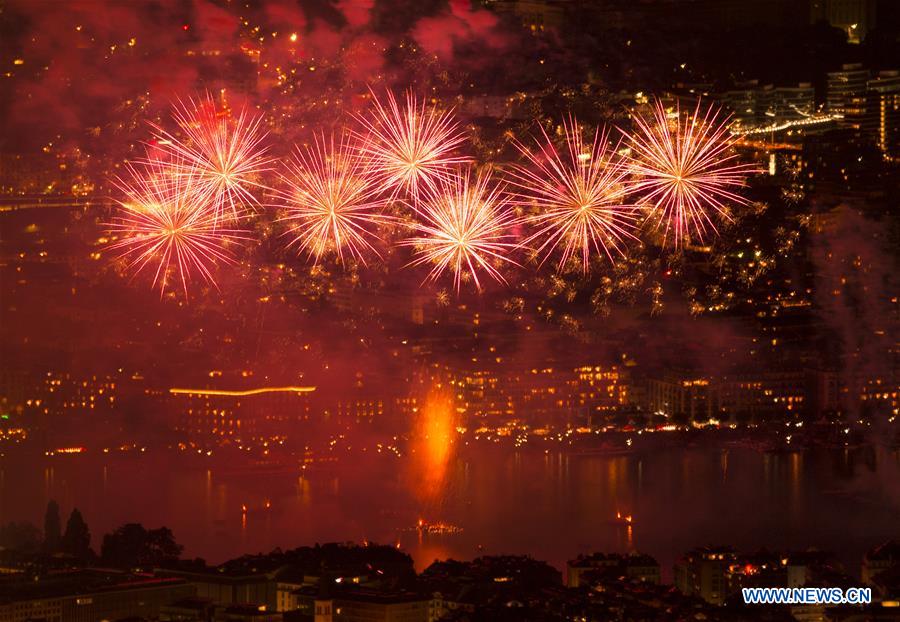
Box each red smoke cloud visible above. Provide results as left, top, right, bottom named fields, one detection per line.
left=412, top=0, right=506, bottom=59
left=1, top=0, right=511, bottom=150
left=337, top=0, right=377, bottom=29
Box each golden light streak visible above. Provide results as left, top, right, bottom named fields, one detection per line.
left=169, top=386, right=316, bottom=396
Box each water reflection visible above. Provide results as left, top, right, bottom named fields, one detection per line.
left=1, top=447, right=898, bottom=575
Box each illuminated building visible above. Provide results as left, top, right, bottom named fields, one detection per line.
left=313, top=597, right=333, bottom=622
left=0, top=369, right=143, bottom=446
left=335, top=396, right=385, bottom=422
left=0, top=152, right=90, bottom=196
left=807, top=369, right=843, bottom=417
left=824, top=65, right=900, bottom=158
left=3, top=371, right=120, bottom=417
left=674, top=547, right=735, bottom=605
left=566, top=552, right=660, bottom=588
left=456, top=368, right=515, bottom=420
left=859, top=378, right=899, bottom=417
left=452, top=362, right=628, bottom=428
left=865, top=70, right=900, bottom=158
left=722, top=82, right=815, bottom=129
left=822, top=63, right=900, bottom=162
left=570, top=366, right=628, bottom=426
left=721, top=81, right=767, bottom=126
left=648, top=373, right=714, bottom=421
left=332, top=591, right=428, bottom=622
left=717, top=371, right=808, bottom=422
left=679, top=548, right=848, bottom=605
left=171, top=384, right=315, bottom=446
left=827, top=63, right=869, bottom=128
left=647, top=366, right=884, bottom=423
left=782, top=551, right=843, bottom=589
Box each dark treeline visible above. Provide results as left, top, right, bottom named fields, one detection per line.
left=0, top=500, right=182, bottom=569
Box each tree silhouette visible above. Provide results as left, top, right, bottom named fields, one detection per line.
left=62, top=508, right=92, bottom=560
left=101, top=523, right=182, bottom=568
left=43, top=500, right=61, bottom=553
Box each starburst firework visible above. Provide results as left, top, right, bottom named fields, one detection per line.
left=150, top=94, right=272, bottom=223
left=276, top=132, right=392, bottom=266
left=108, top=160, right=247, bottom=296
left=355, top=89, right=470, bottom=203
left=509, top=118, right=639, bottom=273
left=403, top=169, right=520, bottom=292
left=627, top=99, right=756, bottom=247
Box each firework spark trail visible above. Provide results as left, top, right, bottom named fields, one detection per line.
left=275, top=132, right=392, bottom=266
left=149, top=94, right=272, bottom=223
left=626, top=98, right=756, bottom=248
left=402, top=168, right=520, bottom=292
left=355, top=89, right=471, bottom=204
left=508, top=117, right=639, bottom=273
left=107, top=160, right=247, bottom=297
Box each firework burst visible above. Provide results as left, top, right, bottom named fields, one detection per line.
left=275, top=132, right=392, bottom=266
left=509, top=117, right=639, bottom=273
left=402, top=168, right=520, bottom=292
left=355, top=89, right=470, bottom=203
left=626, top=99, right=756, bottom=247
left=107, top=160, right=247, bottom=296
left=150, top=94, right=272, bottom=223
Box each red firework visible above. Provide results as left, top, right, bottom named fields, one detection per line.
left=626, top=98, right=756, bottom=248
left=508, top=117, right=639, bottom=273
left=107, top=159, right=247, bottom=296
left=402, top=168, right=520, bottom=292
left=355, top=89, right=470, bottom=203
left=149, top=94, right=272, bottom=223
left=275, top=132, right=392, bottom=266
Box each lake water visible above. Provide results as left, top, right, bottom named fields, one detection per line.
left=2, top=446, right=899, bottom=579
